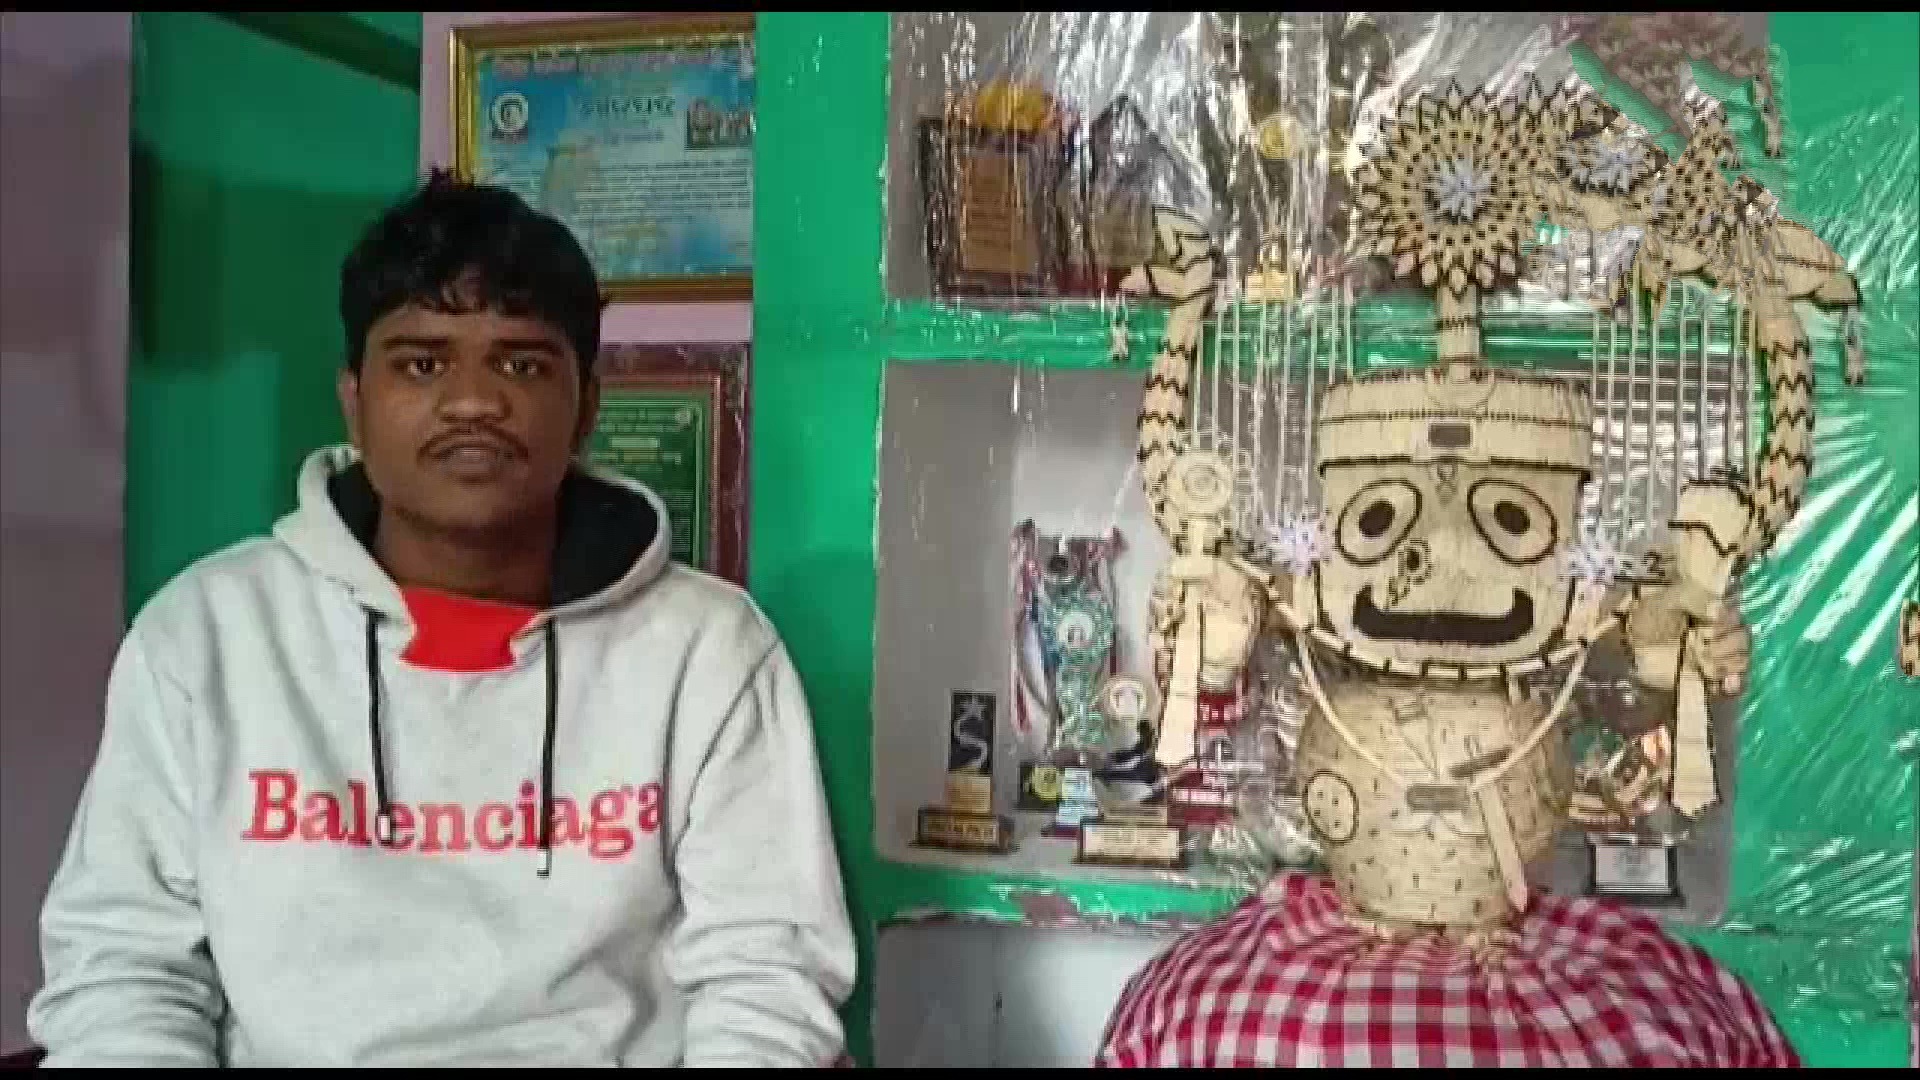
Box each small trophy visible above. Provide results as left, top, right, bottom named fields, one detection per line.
left=1076, top=675, right=1186, bottom=869
left=1044, top=674, right=1135, bottom=837
left=1046, top=764, right=1103, bottom=839
left=915, top=691, right=1014, bottom=854
left=1166, top=690, right=1244, bottom=829
left=1016, top=760, right=1065, bottom=812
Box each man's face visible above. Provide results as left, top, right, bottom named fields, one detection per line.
left=340, top=300, right=598, bottom=539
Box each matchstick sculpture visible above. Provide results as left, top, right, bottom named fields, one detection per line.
left=1124, top=76, right=1865, bottom=934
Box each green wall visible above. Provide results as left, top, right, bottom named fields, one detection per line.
left=128, top=12, right=420, bottom=608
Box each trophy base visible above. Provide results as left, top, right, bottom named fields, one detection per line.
left=915, top=806, right=1015, bottom=855
left=1076, top=816, right=1186, bottom=869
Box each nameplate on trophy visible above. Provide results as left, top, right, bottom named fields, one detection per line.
left=1589, top=838, right=1679, bottom=902
left=915, top=807, right=1015, bottom=855
left=1077, top=819, right=1184, bottom=869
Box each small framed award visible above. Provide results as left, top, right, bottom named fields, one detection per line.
left=450, top=14, right=755, bottom=301
left=590, top=344, right=750, bottom=586
left=1587, top=837, right=1682, bottom=904
left=915, top=691, right=1014, bottom=856
left=918, top=115, right=1063, bottom=301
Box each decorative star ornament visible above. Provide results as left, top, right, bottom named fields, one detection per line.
left=1353, top=78, right=1586, bottom=298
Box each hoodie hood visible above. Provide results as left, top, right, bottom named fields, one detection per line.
left=274, top=444, right=673, bottom=625
left=270, top=443, right=675, bottom=876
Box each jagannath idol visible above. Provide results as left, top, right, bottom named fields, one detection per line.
left=1097, top=70, right=1867, bottom=1066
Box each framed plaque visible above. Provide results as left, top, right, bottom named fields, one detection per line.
left=589, top=344, right=749, bottom=585
left=918, top=115, right=1063, bottom=301
left=450, top=14, right=755, bottom=300
left=1587, top=837, right=1683, bottom=905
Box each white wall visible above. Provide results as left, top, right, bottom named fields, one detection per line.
left=0, top=11, right=131, bottom=1051
left=875, top=921, right=1177, bottom=1067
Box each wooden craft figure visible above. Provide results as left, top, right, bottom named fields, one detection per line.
left=1123, top=74, right=1866, bottom=935
left=1122, top=212, right=1265, bottom=796
left=1101, top=36, right=1870, bottom=1068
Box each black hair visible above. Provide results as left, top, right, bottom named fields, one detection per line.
left=339, top=168, right=604, bottom=377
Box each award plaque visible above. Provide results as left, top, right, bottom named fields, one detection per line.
left=590, top=344, right=749, bottom=586
left=919, top=115, right=1063, bottom=300
left=1167, top=691, right=1243, bottom=828
left=1066, top=94, right=1166, bottom=298
left=1078, top=806, right=1186, bottom=870
left=450, top=14, right=755, bottom=300
left=1588, top=837, right=1682, bottom=904
left=915, top=691, right=1014, bottom=855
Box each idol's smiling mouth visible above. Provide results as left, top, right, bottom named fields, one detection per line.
left=1352, top=586, right=1535, bottom=645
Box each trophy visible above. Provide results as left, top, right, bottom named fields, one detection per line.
left=1077, top=674, right=1186, bottom=869
left=1166, top=687, right=1250, bottom=830
left=914, top=690, right=1015, bottom=854
left=1010, top=523, right=1128, bottom=768
left=1010, top=522, right=1130, bottom=845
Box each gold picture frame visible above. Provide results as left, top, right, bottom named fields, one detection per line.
left=449, top=14, right=755, bottom=302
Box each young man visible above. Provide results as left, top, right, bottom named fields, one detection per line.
left=27, top=173, right=856, bottom=1066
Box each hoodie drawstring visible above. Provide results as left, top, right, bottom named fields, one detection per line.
left=538, top=619, right=558, bottom=878
left=365, top=612, right=394, bottom=846
left=364, top=608, right=561, bottom=878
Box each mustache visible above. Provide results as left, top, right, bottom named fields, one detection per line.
left=1352, top=585, right=1535, bottom=646
left=421, top=424, right=527, bottom=459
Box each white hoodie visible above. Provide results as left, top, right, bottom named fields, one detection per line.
left=28, top=445, right=857, bottom=1067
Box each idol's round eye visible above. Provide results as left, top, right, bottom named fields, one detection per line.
left=1336, top=479, right=1421, bottom=566
left=1493, top=501, right=1530, bottom=535
left=1469, top=479, right=1556, bottom=565
left=1357, top=500, right=1395, bottom=538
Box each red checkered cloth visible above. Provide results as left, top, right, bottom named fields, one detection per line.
left=1097, top=873, right=1798, bottom=1068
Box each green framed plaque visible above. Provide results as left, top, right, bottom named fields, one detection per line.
left=589, top=344, right=750, bottom=584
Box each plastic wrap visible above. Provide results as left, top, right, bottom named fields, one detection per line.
left=888, top=13, right=1786, bottom=303
left=873, top=9, right=1917, bottom=1044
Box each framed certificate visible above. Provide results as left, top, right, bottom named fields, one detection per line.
left=589, top=343, right=750, bottom=585
left=918, top=115, right=1064, bottom=301
left=450, top=15, right=755, bottom=301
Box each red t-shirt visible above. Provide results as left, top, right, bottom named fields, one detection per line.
left=398, top=586, right=539, bottom=673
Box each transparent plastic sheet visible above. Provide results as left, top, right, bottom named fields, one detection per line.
left=874, top=10, right=1918, bottom=1038
left=888, top=13, right=1778, bottom=304
left=589, top=343, right=751, bottom=588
